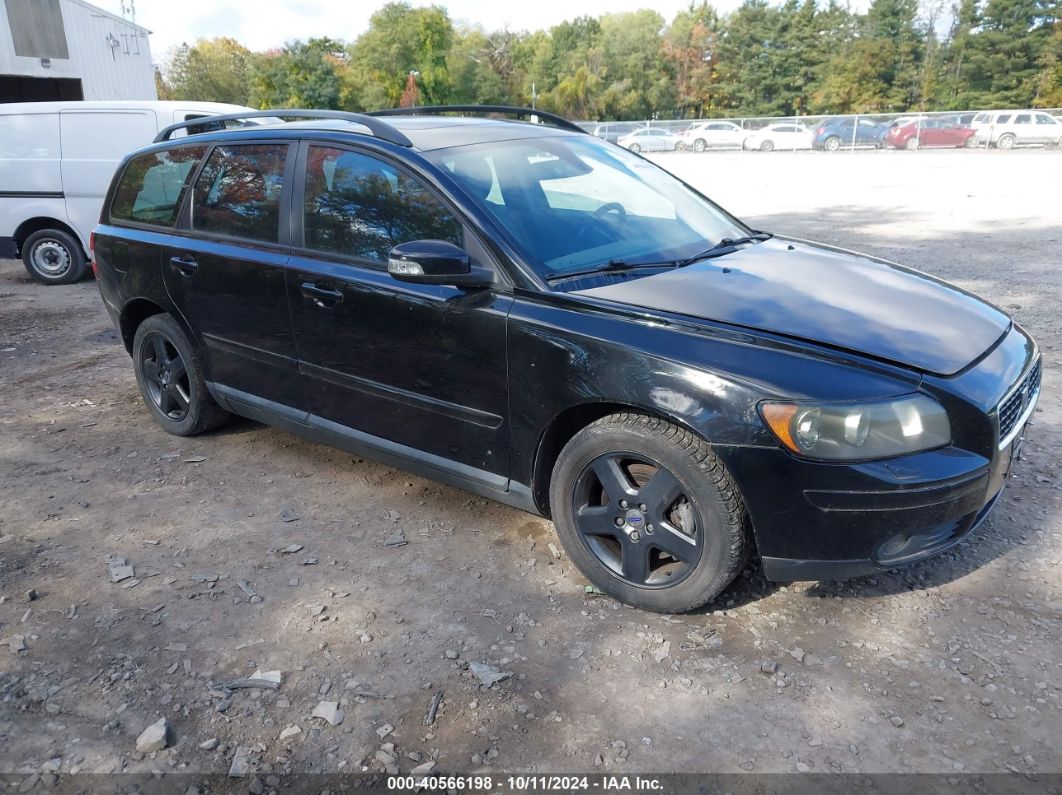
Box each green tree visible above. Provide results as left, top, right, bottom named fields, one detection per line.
left=249, top=39, right=346, bottom=109
left=939, top=0, right=981, bottom=107
left=347, top=3, right=454, bottom=109
left=1034, top=19, right=1062, bottom=105
left=955, top=0, right=1059, bottom=107
left=664, top=3, right=722, bottom=117
left=597, top=11, right=676, bottom=119
left=815, top=0, right=922, bottom=112
left=161, top=37, right=253, bottom=105
left=447, top=27, right=511, bottom=105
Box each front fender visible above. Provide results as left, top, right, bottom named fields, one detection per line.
left=507, top=291, right=921, bottom=497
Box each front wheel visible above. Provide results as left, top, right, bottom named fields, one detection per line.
left=21, top=229, right=87, bottom=285
left=693, top=139, right=707, bottom=153
left=905, top=137, right=919, bottom=150
left=550, top=413, right=748, bottom=613
left=760, top=139, right=775, bottom=152
left=997, top=133, right=1016, bottom=150
left=823, top=136, right=841, bottom=152
left=132, top=314, right=230, bottom=436
left=627, top=143, right=642, bottom=153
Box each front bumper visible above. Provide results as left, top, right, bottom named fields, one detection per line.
left=718, top=380, right=1036, bottom=584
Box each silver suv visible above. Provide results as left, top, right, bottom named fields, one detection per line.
left=971, top=110, right=1062, bottom=149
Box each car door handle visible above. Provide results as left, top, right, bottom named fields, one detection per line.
left=169, top=255, right=198, bottom=276
left=301, top=282, right=344, bottom=307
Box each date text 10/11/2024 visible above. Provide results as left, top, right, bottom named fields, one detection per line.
left=386, top=775, right=664, bottom=791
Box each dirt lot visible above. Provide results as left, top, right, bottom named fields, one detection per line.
left=1, top=149, right=1060, bottom=787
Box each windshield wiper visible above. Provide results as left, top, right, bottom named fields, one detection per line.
left=674, top=232, right=773, bottom=268
left=546, top=259, right=676, bottom=283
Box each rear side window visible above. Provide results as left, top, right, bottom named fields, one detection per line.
left=303, top=145, right=462, bottom=264
left=110, top=146, right=207, bottom=227
left=190, top=144, right=288, bottom=243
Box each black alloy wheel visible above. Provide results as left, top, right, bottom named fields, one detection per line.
left=139, top=332, right=191, bottom=422
left=550, top=412, right=748, bottom=612
left=572, top=452, right=701, bottom=587
left=131, top=314, right=229, bottom=436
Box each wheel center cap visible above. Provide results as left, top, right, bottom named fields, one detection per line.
left=159, top=369, right=170, bottom=386
left=624, top=509, right=645, bottom=529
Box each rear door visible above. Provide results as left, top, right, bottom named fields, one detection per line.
left=287, top=141, right=512, bottom=482
left=1012, top=113, right=1035, bottom=143
left=163, top=141, right=301, bottom=406
left=1035, top=113, right=1061, bottom=144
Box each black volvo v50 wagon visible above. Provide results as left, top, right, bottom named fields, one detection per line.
left=92, top=107, right=1042, bottom=612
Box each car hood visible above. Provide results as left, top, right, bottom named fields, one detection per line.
left=574, top=238, right=1010, bottom=376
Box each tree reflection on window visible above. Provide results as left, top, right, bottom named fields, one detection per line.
left=304, top=146, right=462, bottom=263
left=192, top=145, right=287, bottom=243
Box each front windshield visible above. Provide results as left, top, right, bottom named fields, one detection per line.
left=426, top=135, right=747, bottom=279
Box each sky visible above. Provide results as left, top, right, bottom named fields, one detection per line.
left=112, top=0, right=736, bottom=59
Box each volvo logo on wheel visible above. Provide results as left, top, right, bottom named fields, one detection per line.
left=625, top=509, right=645, bottom=527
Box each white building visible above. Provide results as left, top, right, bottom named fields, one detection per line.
left=1, top=0, right=155, bottom=102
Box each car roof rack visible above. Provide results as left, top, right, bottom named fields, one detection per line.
left=366, top=105, right=588, bottom=135
left=153, top=109, right=414, bottom=147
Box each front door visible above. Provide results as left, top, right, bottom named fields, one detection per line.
left=164, top=141, right=300, bottom=405
left=287, top=142, right=512, bottom=483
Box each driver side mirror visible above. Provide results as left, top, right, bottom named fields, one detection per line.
left=387, top=240, right=493, bottom=289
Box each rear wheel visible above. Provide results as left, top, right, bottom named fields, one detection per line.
left=997, top=133, right=1016, bottom=150
left=132, top=314, right=230, bottom=436
left=550, top=413, right=748, bottom=613
left=823, top=136, right=841, bottom=152
left=964, top=136, right=978, bottom=148
left=760, top=139, right=775, bottom=152
left=693, top=138, right=707, bottom=153
left=21, top=229, right=87, bottom=285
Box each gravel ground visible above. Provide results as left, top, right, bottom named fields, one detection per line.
left=0, top=149, right=1059, bottom=787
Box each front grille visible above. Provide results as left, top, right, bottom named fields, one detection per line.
left=997, top=359, right=1042, bottom=444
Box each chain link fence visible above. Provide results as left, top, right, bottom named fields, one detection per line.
left=577, top=109, right=1062, bottom=153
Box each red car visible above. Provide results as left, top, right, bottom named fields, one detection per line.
left=885, top=117, right=976, bottom=149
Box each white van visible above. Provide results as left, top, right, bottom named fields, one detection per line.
left=0, top=101, right=259, bottom=284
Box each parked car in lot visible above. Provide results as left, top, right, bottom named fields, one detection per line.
left=971, top=110, right=1062, bottom=149
left=885, top=117, right=976, bottom=149
left=94, top=106, right=1041, bottom=612
left=812, top=118, right=888, bottom=151
left=742, top=123, right=813, bottom=151
left=681, top=121, right=746, bottom=152
left=0, top=100, right=262, bottom=284
left=591, top=121, right=644, bottom=144
left=617, top=127, right=681, bottom=153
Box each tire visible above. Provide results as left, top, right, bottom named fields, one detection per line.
left=760, top=139, right=775, bottom=152
left=549, top=412, right=748, bottom=613
left=693, top=138, right=706, bottom=153
left=628, top=143, right=641, bottom=153
left=132, top=314, right=230, bottom=437
left=964, top=136, right=978, bottom=149
left=997, top=133, right=1015, bottom=150
left=21, top=228, right=87, bottom=285
left=905, top=137, right=919, bottom=150
left=823, top=136, right=841, bottom=152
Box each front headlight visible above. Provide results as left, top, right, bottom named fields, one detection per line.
left=759, top=395, right=951, bottom=461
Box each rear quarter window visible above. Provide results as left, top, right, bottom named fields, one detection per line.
left=109, top=146, right=207, bottom=227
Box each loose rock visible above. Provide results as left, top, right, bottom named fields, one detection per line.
left=311, top=701, right=345, bottom=726
left=135, top=717, right=169, bottom=753
left=469, top=662, right=512, bottom=686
